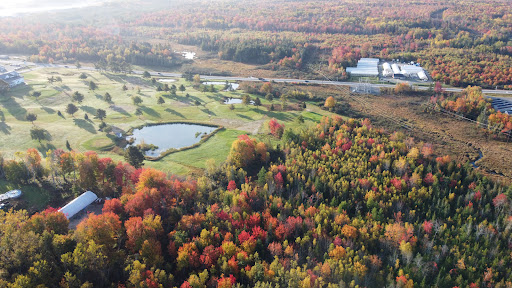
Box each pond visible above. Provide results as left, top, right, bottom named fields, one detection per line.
left=223, top=98, right=254, bottom=105
left=203, top=81, right=239, bottom=90
left=126, top=123, right=216, bottom=157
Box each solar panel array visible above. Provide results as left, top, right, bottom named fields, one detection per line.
left=491, top=97, right=512, bottom=115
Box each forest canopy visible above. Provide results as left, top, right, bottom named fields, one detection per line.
left=1, top=116, right=511, bottom=287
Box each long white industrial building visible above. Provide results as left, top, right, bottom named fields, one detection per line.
left=346, top=58, right=379, bottom=77
left=58, top=191, right=98, bottom=219
left=401, top=65, right=424, bottom=77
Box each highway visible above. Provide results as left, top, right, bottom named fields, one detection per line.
left=5, top=60, right=512, bottom=96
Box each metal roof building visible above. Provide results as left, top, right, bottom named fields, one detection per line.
left=0, top=71, right=24, bottom=87
left=418, top=71, right=428, bottom=81
left=58, top=191, right=98, bottom=219
left=0, top=189, right=22, bottom=202
left=346, top=58, right=379, bottom=77
left=382, top=63, right=393, bottom=77
left=401, top=65, right=424, bottom=77
left=391, top=64, right=401, bottom=75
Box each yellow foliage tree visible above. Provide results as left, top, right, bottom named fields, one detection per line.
left=324, top=96, right=336, bottom=110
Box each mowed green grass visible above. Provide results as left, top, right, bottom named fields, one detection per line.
left=0, top=180, right=50, bottom=211
left=0, top=68, right=335, bottom=175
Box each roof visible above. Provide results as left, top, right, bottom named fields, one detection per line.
left=401, top=65, right=424, bottom=75
left=0, top=71, right=21, bottom=80
left=0, top=189, right=22, bottom=202
left=346, top=58, right=379, bottom=76
left=58, top=191, right=98, bottom=219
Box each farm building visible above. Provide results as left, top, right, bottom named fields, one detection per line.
left=58, top=191, right=98, bottom=219
left=382, top=63, right=393, bottom=77
left=346, top=58, right=379, bottom=77
left=418, top=71, right=428, bottom=81
left=391, top=63, right=405, bottom=78
left=400, top=65, right=424, bottom=77
left=0, top=71, right=24, bottom=87
left=490, top=97, right=512, bottom=115
left=0, top=189, right=22, bottom=202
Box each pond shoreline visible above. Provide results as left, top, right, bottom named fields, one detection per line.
left=124, top=121, right=223, bottom=161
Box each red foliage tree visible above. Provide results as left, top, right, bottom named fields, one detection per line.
left=268, top=118, right=285, bottom=138
left=74, top=212, right=122, bottom=250
left=227, top=180, right=237, bottom=191
left=102, top=198, right=124, bottom=215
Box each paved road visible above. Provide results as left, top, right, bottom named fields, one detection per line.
left=8, top=61, right=512, bottom=96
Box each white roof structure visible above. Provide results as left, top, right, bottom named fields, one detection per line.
left=58, top=191, right=98, bottom=219
left=0, top=71, right=24, bottom=87
left=0, top=189, right=22, bottom=202
left=346, top=58, right=379, bottom=77
left=401, top=65, right=424, bottom=76
left=382, top=63, right=393, bottom=77
left=418, top=71, right=428, bottom=81
left=391, top=63, right=402, bottom=75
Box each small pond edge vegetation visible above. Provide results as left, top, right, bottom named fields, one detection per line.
left=124, top=121, right=223, bottom=161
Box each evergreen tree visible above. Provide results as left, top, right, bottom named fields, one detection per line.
left=26, top=113, right=37, bottom=124
left=66, top=103, right=78, bottom=116
left=103, top=92, right=112, bottom=103
left=124, top=146, right=145, bottom=168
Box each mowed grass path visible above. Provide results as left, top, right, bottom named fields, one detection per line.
left=0, top=68, right=334, bottom=175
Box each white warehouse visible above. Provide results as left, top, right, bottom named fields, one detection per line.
left=58, top=191, right=98, bottom=219
left=417, top=71, right=428, bottom=81
left=401, top=65, right=424, bottom=77
left=346, top=58, right=379, bottom=77
left=391, top=63, right=401, bottom=75
left=382, top=63, right=393, bottom=77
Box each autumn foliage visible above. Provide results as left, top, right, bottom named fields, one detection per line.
left=268, top=118, right=285, bottom=138
left=1, top=115, right=512, bottom=287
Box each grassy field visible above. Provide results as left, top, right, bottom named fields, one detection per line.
left=0, top=180, right=50, bottom=211
left=0, top=67, right=334, bottom=175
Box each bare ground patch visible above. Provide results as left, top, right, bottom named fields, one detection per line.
left=337, top=92, right=512, bottom=184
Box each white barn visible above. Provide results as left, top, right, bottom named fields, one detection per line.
left=58, top=191, right=98, bottom=219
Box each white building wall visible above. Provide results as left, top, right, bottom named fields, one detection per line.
left=58, top=191, right=98, bottom=219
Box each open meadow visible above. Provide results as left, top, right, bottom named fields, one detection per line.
left=0, top=67, right=335, bottom=175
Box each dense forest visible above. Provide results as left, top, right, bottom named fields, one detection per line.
left=1, top=116, right=511, bottom=287
left=0, top=0, right=511, bottom=87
